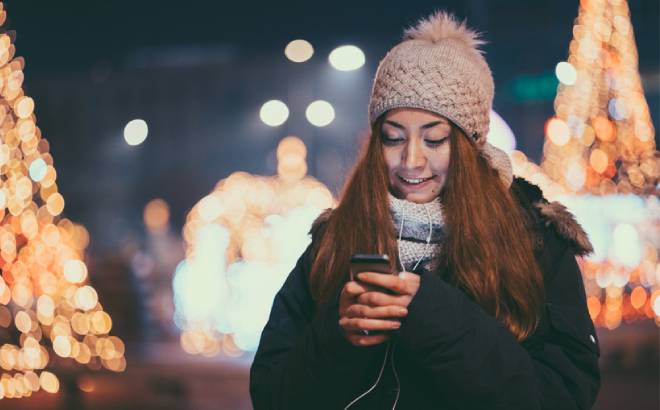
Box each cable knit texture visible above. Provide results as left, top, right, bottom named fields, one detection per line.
left=368, top=11, right=494, bottom=143
left=388, top=192, right=445, bottom=273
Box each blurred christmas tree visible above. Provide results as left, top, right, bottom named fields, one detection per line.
left=173, top=136, right=335, bottom=357
left=512, top=0, right=660, bottom=329
left=0, top=1, right=125, bottom=400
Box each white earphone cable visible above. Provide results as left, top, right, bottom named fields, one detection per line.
left=343, top=340, right=392, bottom=410
left=347, top=198, right=434, bottom=410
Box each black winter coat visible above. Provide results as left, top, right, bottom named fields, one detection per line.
left=250, top=178, right=601, bottom=409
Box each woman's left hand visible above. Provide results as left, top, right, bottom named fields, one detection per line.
left=355, top=271, right=420, bottom=309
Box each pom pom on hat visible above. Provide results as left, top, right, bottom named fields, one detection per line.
left=403, top=11, right=486, bottom=54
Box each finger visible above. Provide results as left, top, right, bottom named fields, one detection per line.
left=357, top=291, right=410, bottom=307
left=343, top=281, right=370, bottom=297
left=339, top=317, right=401, bottom=331
left=348, top=333, right=391, bottom=346
left=356, top=272, right=411, bottom=295
left=399, top=271, right=421, bottom=284
left=345, top=304, right=408, bottom=319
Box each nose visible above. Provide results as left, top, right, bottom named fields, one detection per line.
left=402, top=137, right=426, bottom=170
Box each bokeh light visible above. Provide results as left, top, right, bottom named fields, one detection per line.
left=144, top=198, right=170, bottom=233
left=284, top=39, right=314, bottom=63
left=487, top=110, right=516, bottom=154
left=555, top=61, right=578, bottom=85
left=593, top=116, right=615, bottom=142
left=78, top=376, right=95, bottom=393
left=259, top=100, right=289, bottom=127
left=0, top=11, right=126, bottom=400
left=123, top=119, right=148, bottom=146
left=589, top=149, right=609, bottom=173
left=607, top=98, right=628, bottom=120
left=74, top=286, right=98, bottom=311
left=305, top=100, right=335, bottom=127
left=63, top=259, right=88, bottom=283
left=28, top=158, right=47, bottom=182
left=173, top=137, right=335, bottom=356
left=545, top=117, right=570, bottom=146
left=328, top=45, right=365, bottom=71
left=612, top=223, right=641, bottom=268
left=515, top=0, right=660, bottom=332
left=38, top=371, right=58, bottom=394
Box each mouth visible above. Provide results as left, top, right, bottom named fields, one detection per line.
left=397, top=175, right=434, bottom=186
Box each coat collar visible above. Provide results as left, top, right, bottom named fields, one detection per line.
left=510, top=177, right=593, bottom=257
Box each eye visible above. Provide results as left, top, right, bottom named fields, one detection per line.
left=381, top=133, right=405, bottom=146
left=424, top=138, right=448, bottom=148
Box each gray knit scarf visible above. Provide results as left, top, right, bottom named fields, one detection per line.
left=388, top=192, right=445, bottom=273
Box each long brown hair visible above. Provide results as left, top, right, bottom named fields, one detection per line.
left=309, top=117, right=544, bottom=341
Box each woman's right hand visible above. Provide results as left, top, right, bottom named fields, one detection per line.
left=338, top=278, right=408, bottom=346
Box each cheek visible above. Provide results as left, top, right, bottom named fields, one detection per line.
left=382, top=148, right=400, bottom=172
left=429, top=146, right=450, bottom=175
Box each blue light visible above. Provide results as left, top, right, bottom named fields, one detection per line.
left=28, top=158, right=47, bottom=182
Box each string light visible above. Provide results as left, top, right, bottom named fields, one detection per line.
left=514, top=0, right=659, bottom=329
left=0, top=2, right=126, bottom=400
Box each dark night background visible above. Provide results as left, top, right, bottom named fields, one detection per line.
left=4, top=0, right=658, bottom=251
left=0, top=1, right=657, bottom=409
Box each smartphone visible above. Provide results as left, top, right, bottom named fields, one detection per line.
left=349, top=253, right=393, bottom=281
left=349, top=254, right=396, bottom=335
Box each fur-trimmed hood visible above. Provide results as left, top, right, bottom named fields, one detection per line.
left=510, top=177, right=593, bottom=256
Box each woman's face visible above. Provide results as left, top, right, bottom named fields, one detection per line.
left=381, top=108, right=452, bottom=203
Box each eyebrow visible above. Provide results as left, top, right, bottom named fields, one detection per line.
left=384, top=120, right=447, bottom=130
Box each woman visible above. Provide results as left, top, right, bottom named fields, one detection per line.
left=250, top=11, right=600, bottom=410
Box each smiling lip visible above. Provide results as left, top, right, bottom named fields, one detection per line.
left=397, top=175, right=434, bottom=186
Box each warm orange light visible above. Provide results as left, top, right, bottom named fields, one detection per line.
left=14, top=96, right=34, bottom=119
left=604, top=307, right=622, bottom=329
left=586, top=296, right=601, bottom=320
left=36, top=295, right=55, bottom=319
left=564, top=161, right=587, bottom=191
left=0, top=8, right=126, bottom=387
left=77, top=376, right=95, bottom=393
left=46, top=192, right=65, bottom=216
left=71, top=312, right=90, bottom=335
left=63, top=259, right=88, bottom=283
left=545, top=118, right=570, bottom=146
left=74, top=286, right=98, bottom=311
left=593, top=117, right=615, bottom=142
left=276, top=136, right=307, bottom=160
left=39, top=371, right=59, bottom=394
left=14, top=310, right=32, bottom=333
left=589, top=149, right=609, bottom=173
left=652, top=290, right=660, bottom=317
left=277, top=154, right=307, bottom=181
left=630, top=286, right=647, bottom=310
left=90, top=311, right=112, bottom=334
left=54, top=336, right=75, bottom=358
left=144, top=198, right=170, bottom=233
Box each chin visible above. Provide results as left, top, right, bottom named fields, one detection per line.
left=393, top=184, right=442, bottom=204
left=404, top=192, right=439, bottom=203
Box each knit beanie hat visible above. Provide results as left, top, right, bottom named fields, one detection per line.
left=368, top=11, right=513, bottom=188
